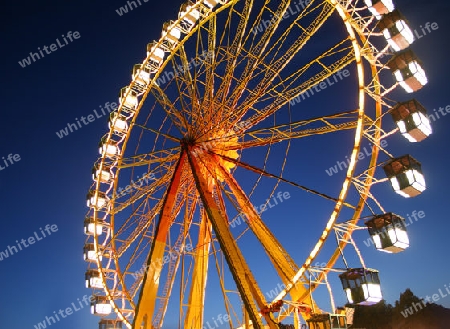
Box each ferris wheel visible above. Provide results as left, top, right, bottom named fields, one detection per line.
left=83, top=0, right=431, bottom=328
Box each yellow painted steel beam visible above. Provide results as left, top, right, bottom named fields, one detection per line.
left=186, top=146, right=277, bottom=329
left=153, top=183, right=198, bottom=327
left=197, top=13, right=219, bottom=133
left=214, top=156, right=315, bottom=307
left=184, top=209, right=212, bottom=328
left=133, top=152, right=187, bottom=329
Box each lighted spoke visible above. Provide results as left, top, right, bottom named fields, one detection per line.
left=227, top=110, right=362, bottom=149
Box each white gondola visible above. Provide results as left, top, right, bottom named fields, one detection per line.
left=162, top=21, right=182, bottom=45
left=83, top=243, right=103, bottom=262
left=86, top=190, right=109, bottom=209
left=85, top=269, right=103, bottom=289
left=179, top=2, right=201, bottom=26
left=99, top=137, right=121, bottom=158
left=340, top=268, right=382, bottom=306
left=365, top=213, right=410, bottom=253
left=119, top=87, right=138, bottom=109
left=390, top=100, right=432, bottom=142
left=378, top=10, right=414, bottom=52
left=307, top=312, right=347, bottom=329
left=99, top=319, right=123, bottom=329
left=92, top=163, right=113, bottom=183
left=364, top=0, right=395, bottom=20
left=388, top=50, right=428, bottom=93
left=132, top=64, right=151, bottom=86
left=383, top=155, right=426, bottom=198
left=203, top=0, right=220, bottom=9
left=91, top=296, right=112, bottom=315
left=109, top=112, right=129, bottom=134
left=84, top=216, right=104, bottom=236
left=147, top=42, right=166, bottom=69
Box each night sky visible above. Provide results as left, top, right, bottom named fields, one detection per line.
left=1, top=0, right=450, bottom=328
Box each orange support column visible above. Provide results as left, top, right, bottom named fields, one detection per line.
left=133, top=152, right=187, bottom=329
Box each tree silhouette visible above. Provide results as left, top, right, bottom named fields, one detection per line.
left=352, top=299, right=393, bottom=329
left=349, top=288, right=450, bottom=329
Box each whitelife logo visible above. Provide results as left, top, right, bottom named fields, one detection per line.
left=289, top=69, right=350, bottom=106
left=401, top=283, right=450, bottom=318
left=116, top=0, right=150, bottom=16
left=229, top=191, right=291, bottom=228
left=33, top=294, right=95, bottom=329
left=55, top=101, right=118, bottom=139
left=251, top=0, right=312, bottom=35
left=0, top=153, right=21, bottom=171
left=325, top=140, right=389, bottom=177
left=0, top=224, right=58, bottom=261
left=18, top=31, right=81, bottom=68
left=132, top=244, right=194, bottom=279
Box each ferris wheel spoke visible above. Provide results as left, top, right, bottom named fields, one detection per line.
left=214, top=151, right=356, bottom=210
left=214, top=0, right=253, bottom=106
left=110, top=163, right=175, bottom=215
left=243, top=45, right=355, bottom=129
left=117, top=147, right=180, bottom=169
left=151, top=84, right=189, bottom=135
left=227, top=110, right=362, bottom=149
left=199, top=15, right=216, bottom=118
left=224, top=0, right=292, bottom=110
left=238, top=3, right=335, bottom=114
left=116, top=227, right=154, bottom=304
left=260, top=0, right=328, bottom=67
left=171, top=44, right=204, bottom=129
left=220, top=39, right=354, bottom=130
left=112, top=196, right=162, bottom=243
left=195, top=3, right=254, bottom=138
left=111, top=178, right=166, bottom=235
left=108, top=200, right=165, bottom=285
left=133, top=124, right=180, bottom=143
left=240, top=0, right=293, bottom=74
left=122, top=236, right=153, bottom=291
left=270, top=39, right=354, bottom=93
left=113, top=199, right=164, bottom=259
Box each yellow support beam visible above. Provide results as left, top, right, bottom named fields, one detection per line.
left=133, top=153, right=187, bottom=329
left=184, top=209, right=212, bottom=328
left=186, top=146, right=276, bottom=329
left=214, top=156, right=315, bottom=308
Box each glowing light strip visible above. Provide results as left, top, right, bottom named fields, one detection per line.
left=273, top=0, right=366, bottom=303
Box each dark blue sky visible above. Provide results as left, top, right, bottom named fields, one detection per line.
left=1, top=0, right=450, bottom=328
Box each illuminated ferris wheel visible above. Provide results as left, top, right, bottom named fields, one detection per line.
left=83, top=0, right=432, bottom=328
